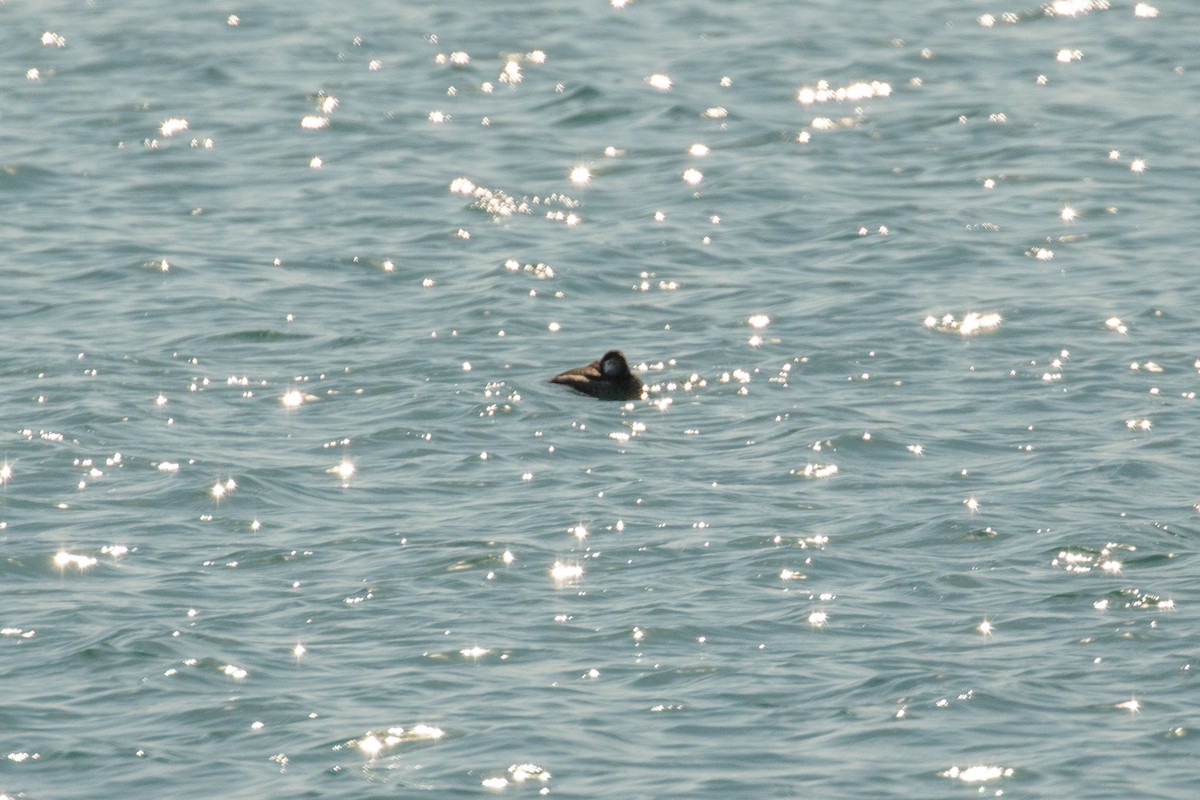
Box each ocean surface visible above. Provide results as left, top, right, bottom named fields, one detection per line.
left=3, top=1, right=1198, bottom=797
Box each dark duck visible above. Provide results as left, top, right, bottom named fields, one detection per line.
left=550, top=350, right=645, bottom=401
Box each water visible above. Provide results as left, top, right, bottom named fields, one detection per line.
left=3, top=1, right=1199, bottom=797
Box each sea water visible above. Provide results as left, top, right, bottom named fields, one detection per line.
left=2, top=1, right=1199, bottom=797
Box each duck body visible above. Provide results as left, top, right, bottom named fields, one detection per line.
left=549, top=350, right=645, bottom=401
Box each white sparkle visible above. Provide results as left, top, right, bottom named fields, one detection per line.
left=55, top=550, right=98, bottom=570
left=1115, top=697, right=1141, bottom=714
left=359, top=734, right=383, bottom=756
left=160, top=118, right=189, bottom=137
left=551, top=561, right=583, bottom=584
left=329, top=460, right=356, bottom=482
left=569, top=165, right=591, bottom=185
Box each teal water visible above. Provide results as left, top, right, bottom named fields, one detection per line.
left=3, top=1, right=1199, bottom=797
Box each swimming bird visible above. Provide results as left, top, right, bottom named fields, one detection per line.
left=549, top=350, right=645, bottom=401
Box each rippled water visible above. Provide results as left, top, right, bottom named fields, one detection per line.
left=4, top=1, right=1199, bottom=797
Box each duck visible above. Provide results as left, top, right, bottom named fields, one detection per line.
left=549, top=350, right=645, bottom=401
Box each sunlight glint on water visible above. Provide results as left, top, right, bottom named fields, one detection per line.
left=1, top=0, right=1198, bottom=798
